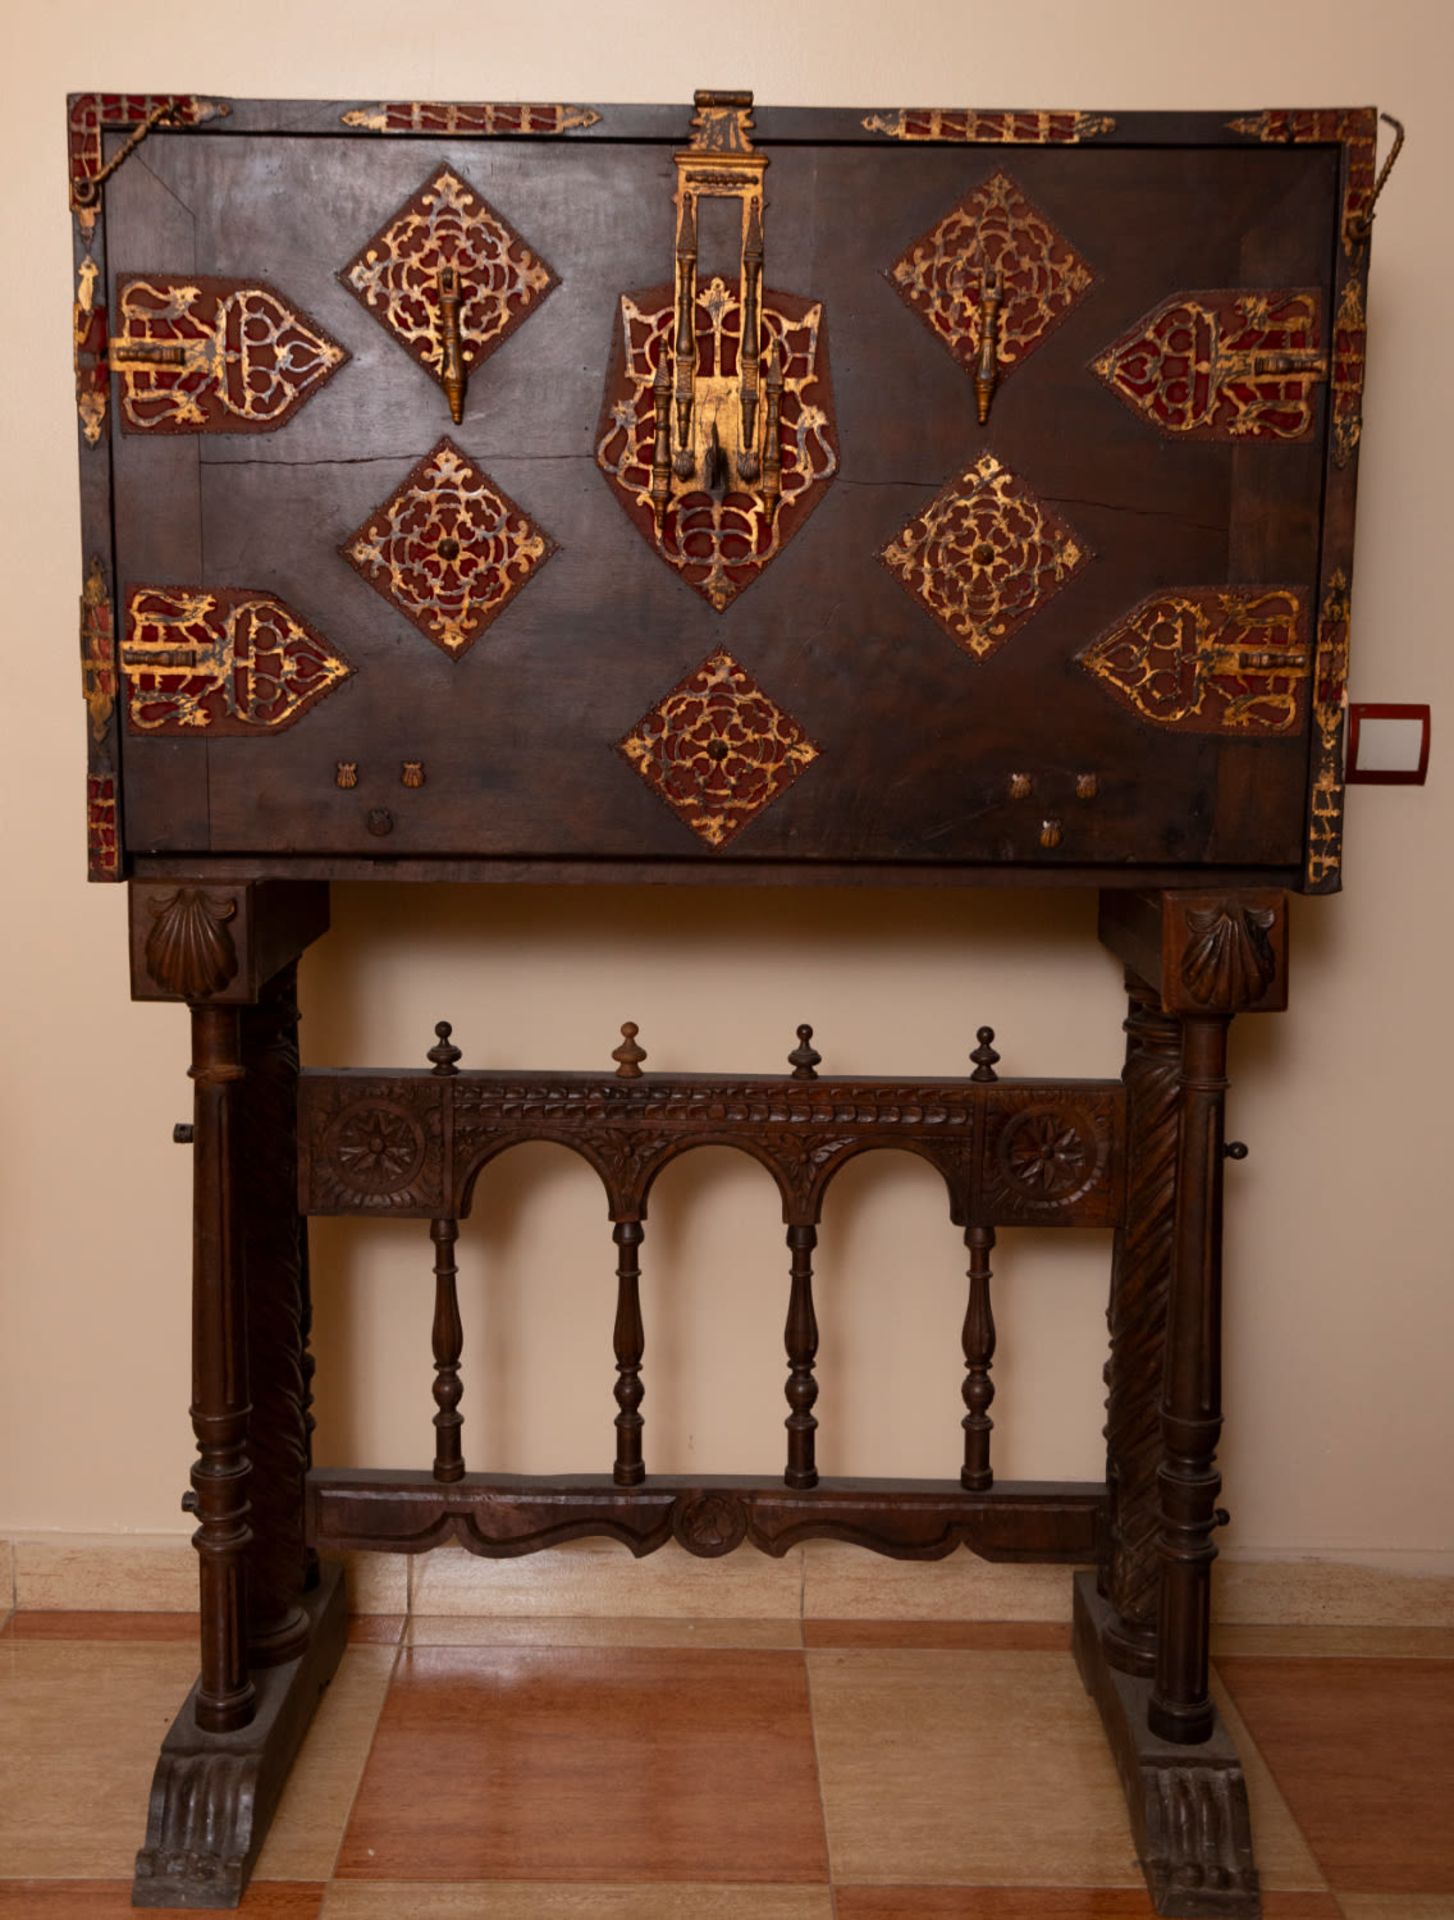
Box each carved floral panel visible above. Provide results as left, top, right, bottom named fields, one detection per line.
left=341, top=168, right=556, bottom=405
left=596, top=281, right=838, bottom=611
left=341, top=439, right=555, bottom=658
left=1093, top=290, right=1326, bottom=441
left=881, top=453, right=1088, bottom=659
left=123, top=587, right=353, bottom=734
left=618, top=649, right=820, bottom=849
left=887, top=171, right=1095, bottom=389
left=1079, top=589, right=1310, bottom=735
left=113, top=277, right=348, bottom=434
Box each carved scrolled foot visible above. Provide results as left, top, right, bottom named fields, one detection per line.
left=1073, top=1573, right=1261, bottom=1919
left=133, top=1562, right=346, bottom=1909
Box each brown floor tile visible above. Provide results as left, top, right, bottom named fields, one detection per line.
left=320, top=1885, right=833, bottom=1917
left=0, top=1610, right=195, bottom=1642
left=1337, top=1899, right=1454, bottom=1917
left=405, top=1614, right=802, bottom=1649
left=1213, top=1624, right=1454, bottom=1659
left=336, top=1645, right=828, bottom=1882
left=808, top=1648, right=1141, bottom=1887
left=0, top=1641, right=199, bottom=1876
left=803, top=1621, right=1070, bottom=1651
left=254, top=1647, right=397, bottom=1880
left=1219, top=1656, right=1454, bottom=1894
left=833, top=1894, right=1341, bottom=1918
left=1210, top=1675, right=1326, bottom=1890
left=0, top=1884, right=322, bottom=1917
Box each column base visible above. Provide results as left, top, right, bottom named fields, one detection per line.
left=132, top=1559, right=347, bottom=1910
left=1073, top=1572, right=1261, bottom=1918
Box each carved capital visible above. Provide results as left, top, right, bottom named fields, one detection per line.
left=143, top=889, right=239, bottom=999
left=1098, top=889, right=1288, bottom=1016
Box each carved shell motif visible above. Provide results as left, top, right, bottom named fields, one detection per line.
left=145, top=888, right=239, bottom=999
left=1181, top=906, right=1276, bottom=1008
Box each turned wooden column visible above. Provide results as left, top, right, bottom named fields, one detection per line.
left=1100, top=974, right=1181, bottom=1677
left=237, top=964, right=313, bottom=1666
left=1150, top=1009, right=1229, bottom=1743
left=1098, top=886, right=1288, bottom=1748
left=188, top=1004, right=256, bottom=1733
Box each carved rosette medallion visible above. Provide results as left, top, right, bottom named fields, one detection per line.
left=1093, top=290, right=1327, bottom=441
left=341, top=103, right=601, bottom=134
left=342, top=439, right=555, bottom=657
left=983, top=1093, right=1114, bottom=1220
left=888, top=171, right=1095, bottom=389
left=321, top=1102, right=428, bottom=1198
left=618, top=650, right=820, bottom=849
left=596, top=282, right=838, bottom=610
left=672, top=1492, right=749, bottom=1556
left=123, top=587, right=353, bottom=734
left=1078, top=588, right=1310, bottom=735
left=881, top=454, right=1088, bottom=659
left=864, top=109, right=1116, bottom=143
left=145, top=889, right=239, bottom=999
left=341, top=169, right=556, bottom=405
left=112, top=277, right=348, bottom=434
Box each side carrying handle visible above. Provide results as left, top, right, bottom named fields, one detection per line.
left=1347, top=112, right=1406, bottom=247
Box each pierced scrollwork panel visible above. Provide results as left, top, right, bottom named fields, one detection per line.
left=1331, top=277, right=1367, bottom=468
left=1078, top=588, right=1311, bottom=736
left=1093, top=290, right=1327, bottom=442
left=340, top=168, right=556, bottom=406
left=113, top=277, right=348, bottom=434
left=123, top=587, right=353, bottom=734
left=881, top=453, right=1088, bottom=660
left=341, top=439, right=556, bottom=658
left=596, top=282, right=838, bottom=611
left=887, top=171, right=1095, bottom=391
left=617, top=648, right=821, bottom=850
left=1306, top=570, right=1352, bottom=891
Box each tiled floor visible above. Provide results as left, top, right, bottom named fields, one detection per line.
left=0, top=1610, right=1450, bottom=1918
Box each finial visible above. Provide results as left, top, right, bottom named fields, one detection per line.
left=612, top=1021, right=647, bottom=1078
left=428, top=1020, right=462, bottom=1075
left=788, top=1023, right=821, bottom=1079
left=970, top=1026, right=1000, bottom=1083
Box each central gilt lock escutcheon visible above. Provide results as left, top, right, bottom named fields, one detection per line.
left=596, top=92, right=839, bottom=611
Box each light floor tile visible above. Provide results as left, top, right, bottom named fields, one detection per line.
left=344, top=1553, right=408, bottom=1613
left=405, top=1613, right=802, bottom=1648
left=254, top=1647, right=397, bottom=1880
left=1212, top=1623, right=1454, bottom=1659
left=409, top=1538, right=803, bottom=1618
left=0, top=1641, right=199, bottom=1876
left=0, top=1540, right=13, bottom=1620
left=802, top=1542, right=1080, bottom=1620
left=807, top=1647, right=1140, bottom=1886
left=1216, top=1562, right=1454, bottom=1629
left=321, top=1885, right=834, bottom=1918
left=13, top=1535, right=194, bottom=1612
left=1210, top=1674, right=1326, bottom=1891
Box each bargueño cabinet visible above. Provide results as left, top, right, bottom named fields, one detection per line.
left=65, top=86, right=1397, bottom=1915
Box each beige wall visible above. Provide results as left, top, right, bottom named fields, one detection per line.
left=1, top=0, right=1450, bottom=1574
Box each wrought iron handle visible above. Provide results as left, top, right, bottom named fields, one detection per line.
left=72, top=102, right=183, bottom=209
left=975, top=267, right=1002, bottom=425
left=436, top=266, right=467, bottom=424
left=1347, top=112, right=1406, bottom=246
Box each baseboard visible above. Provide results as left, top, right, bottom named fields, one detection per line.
left=5, top=1530, right=1452, bottom=1626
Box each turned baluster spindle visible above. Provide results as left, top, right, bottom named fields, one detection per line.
left=612, top=1220, right=646, bottom=1485
left=961, top=1223, right=997, bottom=1491
left=428, top=1020, right=465, bottom=1482
left=784, top=1223, right=820, bottom=1489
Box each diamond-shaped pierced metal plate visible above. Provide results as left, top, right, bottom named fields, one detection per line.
left=881, top=453, right=1088, bottom=659
left=341, top=438, right=555, bottom=658
left=888, top=170, right=1094, bottom=386
left=618, top=649, right=821, bottom=848
left=340, top=168, right=556, bottom=401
